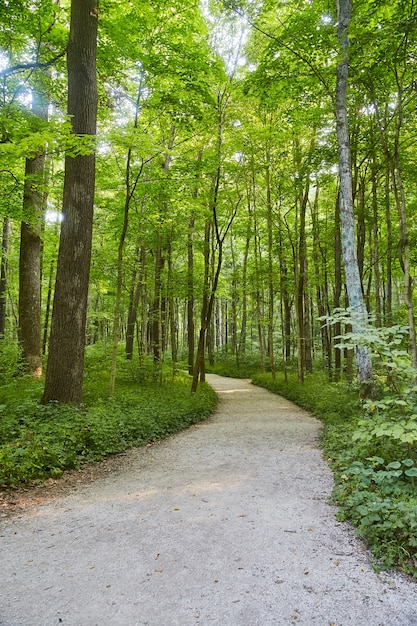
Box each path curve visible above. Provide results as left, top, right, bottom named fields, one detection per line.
left=1, top=374, right=416, bottom=625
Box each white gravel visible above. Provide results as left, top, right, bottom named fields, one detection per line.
left=1, top=374, right=416, bottom=626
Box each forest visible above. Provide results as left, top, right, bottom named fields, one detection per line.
left=1, top=0, right=417, bottom=575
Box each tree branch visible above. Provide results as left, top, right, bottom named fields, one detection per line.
left=0, top=49, right=67, bottom=78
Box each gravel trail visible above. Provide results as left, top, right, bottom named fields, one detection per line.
left=1, top=374, right=416, bottom=626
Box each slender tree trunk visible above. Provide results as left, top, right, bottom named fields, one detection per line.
left=265, top=164, right=276, bottom=380
left=334, top=192, right=342, bottom=381
left=254, top=212, right=265, bottom=373
left=371, top=163, right=382, bottom=327
left=296, top=182, right=309, bottom=383
left=191, top=218, right=211, bottom=391
left=187, top=213, right=195, bottom=375
left=109, top=78, right=143, bottom=393
left=152, top=234, right=164, bottom=366
left=311, top=186, right=332, bottom=377
left=42, top=257, right=54, bottom=355
left=167, top=241, right=178, bottom=368
left=391, top=74, right=417, bottom=366
left=126, top=245, right=146, bottom=360
left=356, top=178, right=365, bottom=284
left=335, top=0, right=373, bottom=392
left=238, top=224, right=250, bottom=359
left=392, top=157, right=417, bottom=366
left=0, top=217, right=10, bottom=338
left=384, top=160, right=393, bottom=325
left=42, top=0, right=98, bottom=404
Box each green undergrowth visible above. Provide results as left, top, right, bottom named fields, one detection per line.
left=0, top=349, right=217, bottom=487
left=211, top=358, right=417, bottom=578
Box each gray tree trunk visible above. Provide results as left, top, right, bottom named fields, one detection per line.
left=335, top=0, right=373, bottom=390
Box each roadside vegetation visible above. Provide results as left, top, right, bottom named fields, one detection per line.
left=208, top=324, right=417, bottom=579
left=0, top=344, right=217, bottom=487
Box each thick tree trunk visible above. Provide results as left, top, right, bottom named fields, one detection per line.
left=335, top=0, right=373, bottom=391
left=42, top=0, right=98, bottom=404
left=19, top=90, right=48, bottom=377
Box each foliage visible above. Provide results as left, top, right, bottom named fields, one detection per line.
left=0, top=349, right=217, bottom=486
left=206, top=353, right=264, bottom=379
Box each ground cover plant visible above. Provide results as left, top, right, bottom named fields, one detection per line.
left=0, top=345, right=217, bottom=487
left=210, top=328, right=417, bottom=579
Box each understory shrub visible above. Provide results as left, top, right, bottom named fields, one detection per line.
left=0, top=357, right=217, bottom=486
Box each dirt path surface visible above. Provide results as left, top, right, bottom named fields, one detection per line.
left=1, top=374, right=416, bottom=626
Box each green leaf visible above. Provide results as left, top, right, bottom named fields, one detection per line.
left=386, top=461, right=401, bottom=470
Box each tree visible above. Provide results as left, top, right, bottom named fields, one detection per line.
left=42, top=0, right=98, bottom=404
left=335, top=0, right=373, bottom=391
left=18, top=89, right=48, bottom=377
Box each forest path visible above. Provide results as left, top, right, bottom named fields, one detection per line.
left=1, top=374, right=416, bottom=626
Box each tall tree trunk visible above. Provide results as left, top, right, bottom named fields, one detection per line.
left=254, top=210, right=265, bottom=373
left=187, top=213, right=195, bottom=375
left=152, top=234, right=164, bottom=366
left=356, top=178, right=365, bottom=285
left=191, top=218, right=211, bottom=391
left=392, top=156, right=417, bottom=366
left=42, top=258, right=54, bottom=355
left=334, top=192, right=342, bottom=381
left=109, top=77, right=143, bottom=393
left=126, top=245, right=146, bottom=360
left=335, top=0, right=373, bottom=392
left=296, top=180, right=309, bottom=383
left=238, top=223, right=250, bottom=359
left=384, top=160, right=393, bottom=325
left=391, top=73, right=417, bottom=366
left=311, top=186, right=332, bottom=377
left=42, top=0, right=98, bottom=404
left=19, top=90, right=48, bottom=377
left=187, top=150, right=203, bottom=376
left=0, top=217, right=10, bottom=338
left=371, top=162, right=382, bottom=327
left=265, top=163, right=276, bottom=380
left=167, top=241, right=177, bottom=368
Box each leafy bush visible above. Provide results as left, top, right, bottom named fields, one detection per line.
left=207, top=354, right=266, bottom=379
left=0, top=358, right=217, bottom=486
left=0, top=342, right=21, bottom=383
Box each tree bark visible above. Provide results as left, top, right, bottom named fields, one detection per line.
left=42, top=0, right=98, bottom=404
left=265, top=163, right=276, bottom=380
left=126, top=245, right=146, bottom=360
left=335, top=0, right=372, bottom=391
left=19, top=90, right=48, bottom=377
left=0, top=217, right=11, bottom=338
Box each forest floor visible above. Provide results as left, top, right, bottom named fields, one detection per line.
left=1, top=374, right=417, bottom=626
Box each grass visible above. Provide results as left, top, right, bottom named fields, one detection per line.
left=0, top=347, right=217, bottom=487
